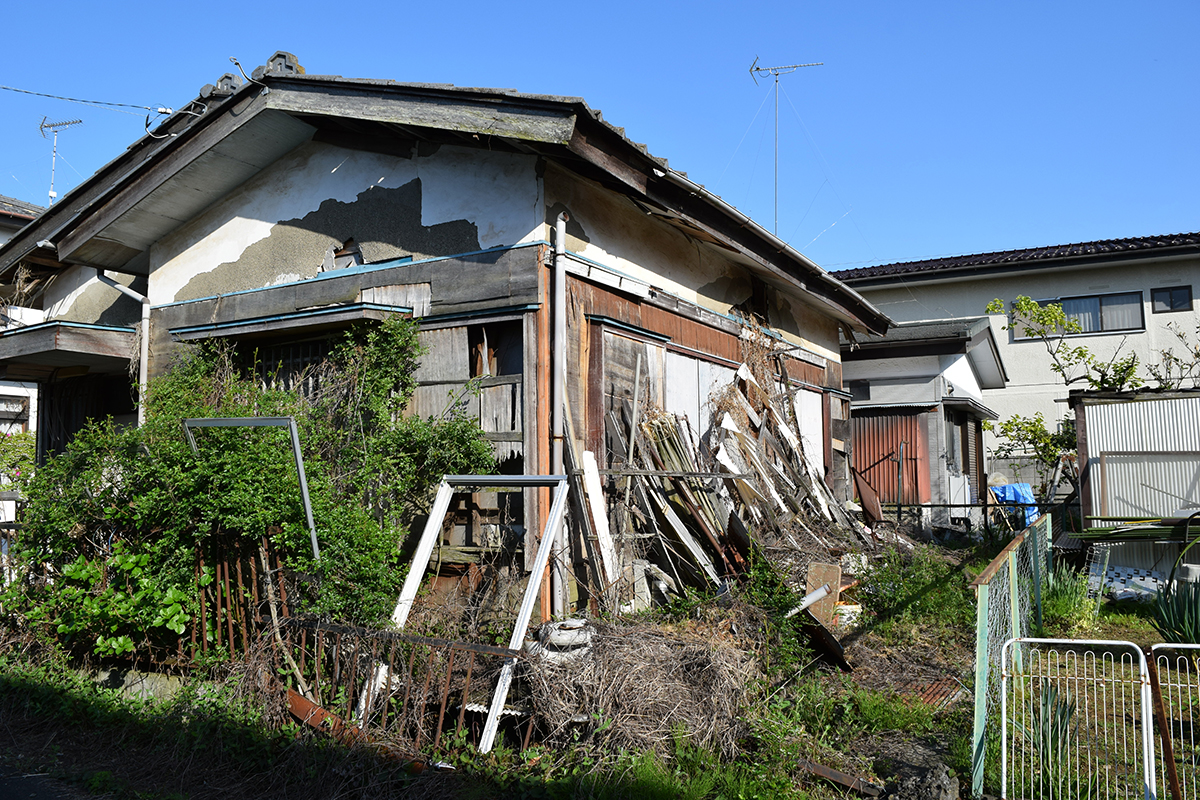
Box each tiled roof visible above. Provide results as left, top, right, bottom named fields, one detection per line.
left=834, top=231, right=1200, bottom=283
left=0, top=195, right=43, bottom=221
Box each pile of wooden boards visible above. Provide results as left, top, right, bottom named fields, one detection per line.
left=571, top=363, right=872, bottom=610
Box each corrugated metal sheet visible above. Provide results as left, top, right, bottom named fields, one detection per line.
left=850, top=408, right=930, bottom=504
left=1096, top=452, right=1200, bottom=518
left=1084, top=395, right=1200, bottom=519
left=1086, top=396, right=1200, bottom=452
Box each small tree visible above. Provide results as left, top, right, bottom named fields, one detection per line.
left=985, top=295, right=1143, bottom=392
left=1147, top=320, right=1200, bottom=389
left=983, top=413, right=1076, bottom=494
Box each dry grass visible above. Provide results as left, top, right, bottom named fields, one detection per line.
left=522, top=618, right=758, bottom=759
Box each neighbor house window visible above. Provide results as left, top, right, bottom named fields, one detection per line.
left=1151, top=286, right=1192, bottom=314
left=1038, top=291, right=1144, bottom=334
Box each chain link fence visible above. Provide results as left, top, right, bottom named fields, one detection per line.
left=970, top=513, right=1053, bottom=797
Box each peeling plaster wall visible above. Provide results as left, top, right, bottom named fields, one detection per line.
left=543, top=164, right=840, bottom=361
left=151, top=142, right=541, bottom=305
left=45, top=265, right=142, bottom=326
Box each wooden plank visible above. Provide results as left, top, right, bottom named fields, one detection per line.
left=267, top=83, right=578, bottom=146
left=642, top=481, right=720, bottom=585
left=580, top=451, right=619, bottom=585
left=414, top=327, right=470, bottom=383
left=523, top=308, right=540, bottom=572
left=805, top=563, right=841, bottom=628
left=359, top=283, right=431, bottom=316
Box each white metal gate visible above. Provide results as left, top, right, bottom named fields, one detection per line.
left=1150, top=644, right=1200, bottom=800
left=1001, top=638, right=1155, bottom=799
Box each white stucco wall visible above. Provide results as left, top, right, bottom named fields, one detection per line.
left=150, top=142, right=541, bottom=305
left=544, top=164, right=841, bottom=361
left=851, top=254, right=1200, bottom=456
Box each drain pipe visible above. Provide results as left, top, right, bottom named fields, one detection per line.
left=551, top=212, right=569, bottom=617
left=95, top=271, right=150, bottom=427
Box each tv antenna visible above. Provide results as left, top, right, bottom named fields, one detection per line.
left=40, top=116, right=83, bottom=205
left=749, top=58, right=823, bottom=235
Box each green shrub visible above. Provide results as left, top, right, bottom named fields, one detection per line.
left=1041, top=563, right=1093, bottom=634
left=3, top=317, right=495, bottom=653
left=859, top=545, right=973, bottom=630
left=1153, top=580, right=1200, bottom=644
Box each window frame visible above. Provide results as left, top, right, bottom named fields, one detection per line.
left=1151, top=285, right=1193, bottom=314
left=1016, top=290, right=1145, bottom=338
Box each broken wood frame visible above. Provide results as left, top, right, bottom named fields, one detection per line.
left=386, top=474, right=570, bottom=754
left=182, top=416, right=320, bottom=560
left=278, top=617, right=530, bottom=752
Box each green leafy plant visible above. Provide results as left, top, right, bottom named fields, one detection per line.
left=1013, top=681, right=1095, bottom=799
left=983, top=413, right=1076, bottom=494
left=0, top=429, right=34, bottom=485
left=1152, top=580, right=1200, bottom=644
left=3, top=316, right=495, bottom=654
left=986, top=295, right=1143, bottom=392
left=1040, top=563, right=1094, bottom=635
left=859, top=545, right=974, bottom=632
left=1147, top=320, right=1200, bottom=389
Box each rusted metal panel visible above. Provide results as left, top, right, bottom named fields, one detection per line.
left=850, top=408, right=931, bottom=504
left=569, top=279, right=743, bottom=365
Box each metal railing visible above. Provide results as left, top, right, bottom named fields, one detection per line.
left=1001, top=639, right=1154, bottom=800
left=970, top=513, right=1053, bottom=797
left=998, top=639, right=1200, bottom=800
left=276, top=617, right=534, bottom=752
left=1151, top=644, right=1200, bottom=800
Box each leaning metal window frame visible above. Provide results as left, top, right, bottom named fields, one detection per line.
left=385, top=474, right=570, bottom=753
left=182, top=417, right=320, bottom=561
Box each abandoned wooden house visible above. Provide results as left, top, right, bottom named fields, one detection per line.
left=0, top=52, right=889, bottom=603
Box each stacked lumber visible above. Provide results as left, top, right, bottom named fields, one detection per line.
left=572, top=362, right=873, bottom=610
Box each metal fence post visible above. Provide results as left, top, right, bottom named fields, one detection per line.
left=1031, top=517, right=1044, bottom=636
left=972, top=582, right=990, bottom=798
left=1008, top=551, right=1023, bottom=675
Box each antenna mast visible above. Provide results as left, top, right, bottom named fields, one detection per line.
left=40, top=117, right=83, bottom=205
left=749, top=58, right=823, bottom=235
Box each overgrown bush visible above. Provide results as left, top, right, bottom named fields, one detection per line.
left=1153, top=580, right=1200, bottom=644
left=1041, top=563, right=1093, bottom=634
left=859, top=545, right=974, bottom=631
left=2, top=317, right=495, bottom=655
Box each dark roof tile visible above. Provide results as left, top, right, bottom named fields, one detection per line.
left=834, top=232, right=1200, bottom=283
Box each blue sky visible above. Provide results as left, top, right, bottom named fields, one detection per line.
left=2, top=1, right=1197, bottom=270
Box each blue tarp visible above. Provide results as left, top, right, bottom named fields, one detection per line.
left=991, top=482, right=1038, bottom=526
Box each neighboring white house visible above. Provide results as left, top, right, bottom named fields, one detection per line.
left=841, top=317, right=1007, bottom=528
left=835, top=233, right=1200, bottom=479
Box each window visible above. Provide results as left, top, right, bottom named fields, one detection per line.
left=1151, top=286, right=1192, bottom=314
left=1033, top=291, right=1144, bottom=334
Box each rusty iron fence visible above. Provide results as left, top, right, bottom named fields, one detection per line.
left=1150, top=644, right=1200, bottom=800
left=275, top=617, right=533, bottom=752
left=970, top=513, right=1053, bottom=797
